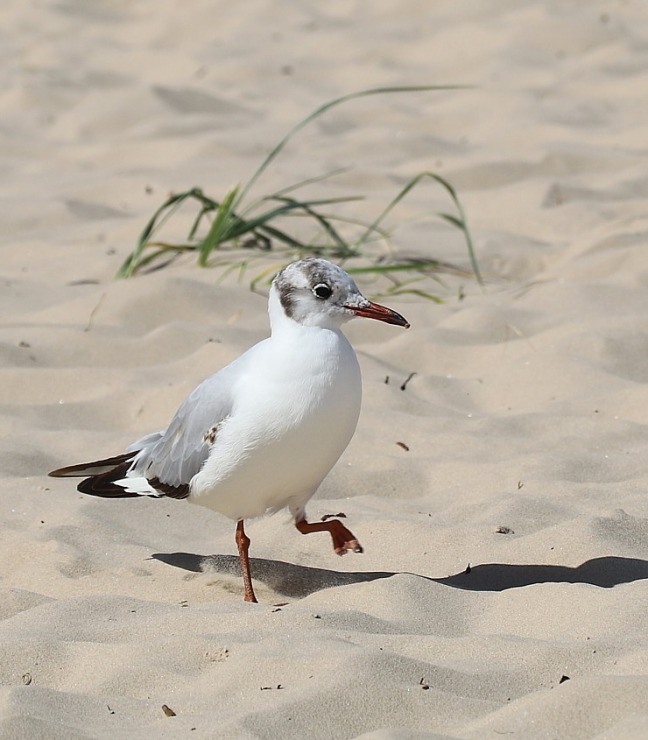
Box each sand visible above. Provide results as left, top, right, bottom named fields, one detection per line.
left=2, top=0, right=648, bottom=737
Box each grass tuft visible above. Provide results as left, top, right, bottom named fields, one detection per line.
left=117, top=86, right=480, bottom=299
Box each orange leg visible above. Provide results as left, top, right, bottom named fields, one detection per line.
left=235, top=520, right=258, bottom=603
left=295, top=516, right=363, bottom=555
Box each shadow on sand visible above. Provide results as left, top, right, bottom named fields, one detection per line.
left=152, top=553, right=648, bottom=599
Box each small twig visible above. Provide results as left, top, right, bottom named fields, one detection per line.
left=400, top=372, right=416, bottom=391
left=496, top=526, right=514, bottom=535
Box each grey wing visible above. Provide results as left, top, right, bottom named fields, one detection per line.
left=129, top=371, right=235, bottom=488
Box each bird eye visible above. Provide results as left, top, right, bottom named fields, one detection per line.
left=313, top=283, right=332, bottom=299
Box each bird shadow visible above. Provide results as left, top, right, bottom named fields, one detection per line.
left=151, top=553, right=648, bottom=599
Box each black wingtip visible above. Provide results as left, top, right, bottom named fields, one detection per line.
left=77, top=474, right=139, bottom=498
left=49, top=452, right=141, bottom=498
left=49, top=451, right=185, bottom=501
left=48, top=452, right=137, bottom=479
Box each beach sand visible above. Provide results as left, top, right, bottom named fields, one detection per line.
left=2, top=1, right=648, bottom=737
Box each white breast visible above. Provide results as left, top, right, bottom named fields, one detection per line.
left=189, top=325, right=362, bottom=520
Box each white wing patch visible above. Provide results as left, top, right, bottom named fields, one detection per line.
left=113, top=477, right=163, bottom=496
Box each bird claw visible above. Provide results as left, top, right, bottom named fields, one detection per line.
left=335, top=539, right=363, bottom=556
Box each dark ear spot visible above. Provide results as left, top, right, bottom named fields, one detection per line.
left=275, top=273, right=296, bottom=318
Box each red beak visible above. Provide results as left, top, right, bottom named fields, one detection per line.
left=346, top=300, right=410, bottom=328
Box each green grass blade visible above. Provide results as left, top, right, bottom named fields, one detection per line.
left=225, top=196, right=362, bottom=241
left=117, top=188, right=211, bottom=278
left=345, top=261, right=444, bottom=275
left=197, top=184, right=241, bottom=266
left=384, top=287, right=444, bottom=303
left=269, top=195, right=352, bottom=255
left=354, top=170, right=482, bottom=285
left=128, top=248, right=181, bottom=274
left=254, top=223, right=308, bottom=249
left=259, top=167, right=350, bottom=201
left=429, top=173, right=483, bottom=285
left=238, top=85, right=469, bottom=205
left=188, top=202, right=221, bottom=240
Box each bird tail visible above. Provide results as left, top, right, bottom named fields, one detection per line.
left=49, top=452, right=140, bottom=498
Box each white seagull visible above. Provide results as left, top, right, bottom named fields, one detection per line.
left=49, top=258, right=409, bottom=602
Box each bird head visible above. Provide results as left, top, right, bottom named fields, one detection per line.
left=271, top=258, right=410, bottom=330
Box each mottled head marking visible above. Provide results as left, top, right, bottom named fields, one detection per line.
left=270, top=257, right=409, bottom=330
left=274, top=257, right=358, bottom=320
left=273, top=258, right=362, bottom=326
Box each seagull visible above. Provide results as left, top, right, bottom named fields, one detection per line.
left=49, top=258, right=409, bottom=602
